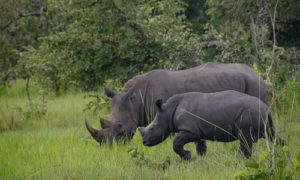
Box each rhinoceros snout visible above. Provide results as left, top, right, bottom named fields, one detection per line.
left=143, top=140, right=150, bottom=146
left=142, top=139, right=152, bottom=146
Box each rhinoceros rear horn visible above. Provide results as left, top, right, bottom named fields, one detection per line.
left=85, top=118, right=99, bottom=139
left=104, top=85, right=116, bottom=98
left=100, top=118, right=112, bottom=129
left=138, top=127, right=145, bottom=136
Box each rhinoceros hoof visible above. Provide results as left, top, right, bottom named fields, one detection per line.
left=182, top=151, right=191, bottom=160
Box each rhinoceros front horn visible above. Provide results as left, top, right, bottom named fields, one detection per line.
left=85, top=118, right=99, bottom=140
left=104, top=85, right=116, bottom=98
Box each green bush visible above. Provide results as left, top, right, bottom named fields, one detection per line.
left=234, top=146, right=300, bottom=179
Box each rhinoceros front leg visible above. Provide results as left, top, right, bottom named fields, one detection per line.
left=173, top=131, right=199, bottom=160
left=195, top=140, right=207, bottom=156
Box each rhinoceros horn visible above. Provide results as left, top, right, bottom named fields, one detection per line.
left=100, top=118, right=112, bottom=129
left=85, top=118, right=102, bottom=141
left=104, top=85, right=116, bottom=98
left=138, top=127, right=145, bottom=136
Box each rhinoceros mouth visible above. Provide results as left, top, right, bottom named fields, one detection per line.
left=142, top=138, right=156, bottom=146
left=143, top=141, right=151, bottom=146
left=114, top=133, right=124, bottom=142
left=114, top=131, right=135, bottom=144
left=143, top=141, right=156, bottom=146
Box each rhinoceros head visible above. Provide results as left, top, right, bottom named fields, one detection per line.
left=138, top=99, right=171, bottom=146
left=85, top=85, right=140, bottom=145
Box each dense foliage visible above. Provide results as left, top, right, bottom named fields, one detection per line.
left=1, top=0, right=299, bottom=92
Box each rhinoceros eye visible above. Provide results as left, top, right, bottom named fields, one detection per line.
left=117, top=123, right=122, bottom=128
left=130, top=96, right=135, bottom=101
left=150, top=127, right=154, bottom=131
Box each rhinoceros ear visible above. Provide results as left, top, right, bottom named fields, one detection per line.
left=156, top=99, right=163, bottom=110
left=121, top=85, right=135, bottom=102
left=100, top=118, right=112, bottom=129
left=104, top=85, right=116, bottom=98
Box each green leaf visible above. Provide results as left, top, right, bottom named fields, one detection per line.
left=282, top=146, right=289, bottom=153
left=277, top=160, right=287, bottom=168
left=244, top=159, right=259, bottom=169
left=233, top=171, right=245, bottom=179
left=262, top=151, right=269, bottom=158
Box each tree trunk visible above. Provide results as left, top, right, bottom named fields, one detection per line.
left=26, top=77, right=33, bottom=107
left=53, top=80, right=60, bottom=96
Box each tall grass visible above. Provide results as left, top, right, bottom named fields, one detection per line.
left=0, top=80, right=299, bottom=179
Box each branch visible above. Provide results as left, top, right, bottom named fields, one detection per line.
left=128, top=23, right=148, bottom=41
left=19, top=7, right=46, bottom=17
left=202, top=29, right=242, bottom=48
left=264, top=40, right=273, bottom=46
left=0, top=20, right=13, bottom=31
left=201, top=41, right=222, bottom=48
left=0, top=7, right=46, bottom=32
left=276, top=17, right=300, bottom=24
left=201, top=27, right=273, bottom=49
left=111, top=1, right=148, bottom=40
left=201, top=40, right=272, bottom=49
left=100, top=39, right=119, bottom=47
left=264, top=1, right=279, bottom=179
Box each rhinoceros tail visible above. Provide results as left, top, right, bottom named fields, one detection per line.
left=267, top=113, right=285, bottom=146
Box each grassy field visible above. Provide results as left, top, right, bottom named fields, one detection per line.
left=0, top=80, right=299, bottom=179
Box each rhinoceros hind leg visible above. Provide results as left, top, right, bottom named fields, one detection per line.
left=195, top=140, right=207, bottom=156
left=239, top=133, right=253, bottom=158
left=173, top=131, right=199, bottom=160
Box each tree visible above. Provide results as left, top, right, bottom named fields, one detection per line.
left=0, top=0, right=48, bottom=85
left=18, top=0, right=204, bottom=91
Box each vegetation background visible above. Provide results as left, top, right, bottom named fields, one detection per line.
left=0, top=0, right=299, bottom=179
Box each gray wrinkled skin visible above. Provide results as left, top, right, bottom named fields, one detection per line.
left=85, top=62, right=269, bottom=145
left=139, top=91, right=285, bottom=160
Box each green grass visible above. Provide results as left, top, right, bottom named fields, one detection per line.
left=0, top=80, right=299, bottom=179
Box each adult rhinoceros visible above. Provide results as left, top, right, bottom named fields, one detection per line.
left=85, top=62, right=269, bottom=147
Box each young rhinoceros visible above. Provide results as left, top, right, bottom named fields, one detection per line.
left=138, top=90, right=284, bottom=160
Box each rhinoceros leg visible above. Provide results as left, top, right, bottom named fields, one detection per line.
left=195, top=140, right=207, bottom=156
left=173, top=131, right=199, bottom=160
left=239, top=131, right=253, bottom=158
